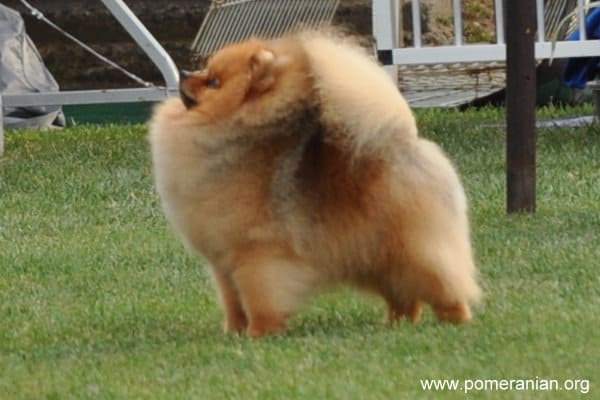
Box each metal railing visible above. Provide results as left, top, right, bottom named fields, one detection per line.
left=0, top=0, right=179, bottom=157
left=373, top=0, right=600, bottom=66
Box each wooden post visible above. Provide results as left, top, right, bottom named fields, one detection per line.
left=506, top=0, right=537, bottom=213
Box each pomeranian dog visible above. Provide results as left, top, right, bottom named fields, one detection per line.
left=149, top=30, right=481, bottom=337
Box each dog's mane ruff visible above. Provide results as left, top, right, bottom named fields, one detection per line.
left=235, top=38, right=316, bottom=129
left=297, top=30, right=418, bottom=161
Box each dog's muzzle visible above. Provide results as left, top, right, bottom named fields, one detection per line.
left=179, top=70, right=197, bottom=109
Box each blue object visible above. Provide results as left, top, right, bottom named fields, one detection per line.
left=564, top=8, right=600, bottom=89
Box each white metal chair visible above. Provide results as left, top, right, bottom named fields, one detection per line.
left=191, top=0, right=340, bottom=59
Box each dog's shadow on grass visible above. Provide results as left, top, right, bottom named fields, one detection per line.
left=152, top=299, right=452, bottom=344
left=41, top=297, right=474, bottom=361
left=96, top=311, right=409, bottom=351
left=27, top=308, right=476, bottom=364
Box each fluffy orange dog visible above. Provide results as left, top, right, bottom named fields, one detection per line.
left=149, top=31, right=481, bottom=337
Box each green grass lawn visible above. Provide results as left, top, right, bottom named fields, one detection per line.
left=1, top=106, right=599, bottom=399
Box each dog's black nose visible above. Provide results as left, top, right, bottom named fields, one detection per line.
left=179, top=70, right=191, bottom=82
left=179, top=70, right=197, bottom=109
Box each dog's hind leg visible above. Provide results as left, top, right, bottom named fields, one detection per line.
left=404, top=239, right=480, bottom=324
left=432, top=301, right=472, bottom=323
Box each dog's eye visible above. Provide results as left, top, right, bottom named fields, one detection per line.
left=206, top=78, right=220, bottom=89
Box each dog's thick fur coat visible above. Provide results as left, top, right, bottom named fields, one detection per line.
left=149, top=31, right=481, bottom=337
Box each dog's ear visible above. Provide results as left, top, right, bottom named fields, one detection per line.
left=249, top=48, right=278, bottom=93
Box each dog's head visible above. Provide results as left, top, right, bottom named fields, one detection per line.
left=178, top=38, right=311, bottom=126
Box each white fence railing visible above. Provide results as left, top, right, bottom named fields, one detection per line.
left=372, top=0, right=600, bottom=65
